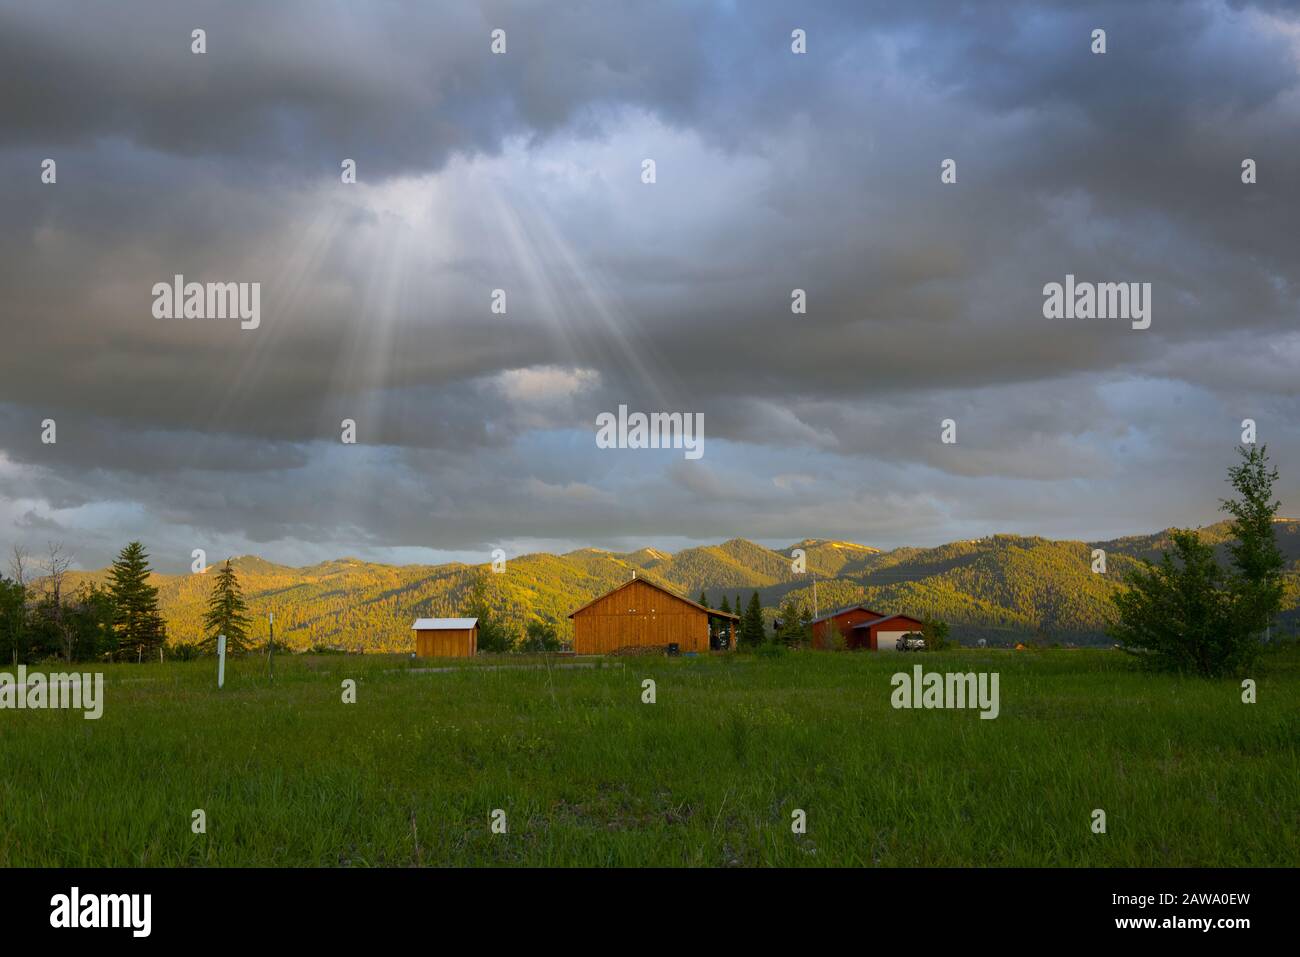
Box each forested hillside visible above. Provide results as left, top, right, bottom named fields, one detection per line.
left=58, top=520, right=1300, bottom=651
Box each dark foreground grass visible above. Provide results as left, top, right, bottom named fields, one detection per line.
left=1, top=648, right=1296, bottom=866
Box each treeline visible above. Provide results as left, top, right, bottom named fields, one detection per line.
left=1, top=541, right=167, bottom=664
left=697, top=588, right=952, bottom=653
left=140, top=558, right=592, bottom=653
left=0, top=540, right=271, bottom=665
left=698, top=590, right=773, bottom=648
left=7, top=455, right=1292, bottom=664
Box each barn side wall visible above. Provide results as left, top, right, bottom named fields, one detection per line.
left=812, top=608, right=883, bottom=649
left=572, top=580, right=711, bottom=654
left=415, top=628, right=476, bottom=657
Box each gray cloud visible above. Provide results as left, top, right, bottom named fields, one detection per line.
left=1, top=0, right=1298, bottom=570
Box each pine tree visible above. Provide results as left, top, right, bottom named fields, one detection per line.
left=741, top=591, right=766, bottom=647
left=775, top=595, right=807, bottom=645
left=202, top=560, right=252, bottom=655
left=719, top=595, right=731, bottom=616
left=106, top=541, right=166, bottom=662
left=698, top=591, right=709, bottom=609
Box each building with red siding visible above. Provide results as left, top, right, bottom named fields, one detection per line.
left=811, top=605, right=926, bottom=651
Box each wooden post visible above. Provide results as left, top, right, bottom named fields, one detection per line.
left=729, top=619, right=736, bottom=651
left=217, top=634, right=226, bottom=689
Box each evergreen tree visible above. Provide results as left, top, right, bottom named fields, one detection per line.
left=202, top=560, right=253, bottom=655
left=719, top=595, right=731, bottom=616
left=107, top=541, right=166, bottom=662
left=775, top=595, right=808, bottom=645
left=741, top=591, right=766, bottom=647
left=698, top=591, right=709, bottom=609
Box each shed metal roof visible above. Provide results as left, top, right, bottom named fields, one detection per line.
left=411, top=617, right=479, bottom=630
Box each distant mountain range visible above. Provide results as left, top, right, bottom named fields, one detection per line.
left=62, top=520, right=1300, bottom=651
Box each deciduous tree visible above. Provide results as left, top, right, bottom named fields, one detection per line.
left=1110, top=446, right=1284, bottom=676
left=462, top=572, right=515, bottom=654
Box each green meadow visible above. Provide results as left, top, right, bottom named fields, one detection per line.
left=1, top=648, right=1296, bottom=867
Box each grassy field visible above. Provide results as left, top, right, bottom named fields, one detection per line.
left=1, top=648, right=1296, bottom=867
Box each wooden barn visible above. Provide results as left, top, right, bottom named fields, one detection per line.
left=852, top=614, right=926, bottom=651
left=568, top=577, right=739, bottom=655
left=811, top=605, right=925, bottom=651
left=411, top=617, right=479, bottom=657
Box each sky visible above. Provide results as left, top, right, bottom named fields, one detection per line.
left=1, top=0, right=1298, bottom=573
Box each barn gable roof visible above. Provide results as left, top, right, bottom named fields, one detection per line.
left=849, top=614, right=925, bottom=630
left=568, top=577, right=741, bottom=620
left=810, top=603, right=888, bottom=626
left=411, top=617, right=479, bottom=630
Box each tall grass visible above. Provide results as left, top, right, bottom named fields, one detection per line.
left=1, top=648, right=1295, bottom=866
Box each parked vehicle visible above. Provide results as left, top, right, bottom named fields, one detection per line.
left=896, top=633, right=927, bottom=652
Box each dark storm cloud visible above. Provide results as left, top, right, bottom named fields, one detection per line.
left=1, top=0, right=1298, bottom=568
left=1, top=0, right=720, bottom=175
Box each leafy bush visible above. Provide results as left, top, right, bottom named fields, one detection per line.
left=462, top=572, right=518, bottom=653
left=519, top=618, right=562, bottom=653
left=822, top=622, right=847, bottom=652
left=167, top=641, right=203, bottom=661
left=922, top=617, right=952, bottom=651
left=1110, top=447, right=1284, bottom=677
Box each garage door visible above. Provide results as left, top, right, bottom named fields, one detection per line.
left=876, top=630, right=910, bottom=651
